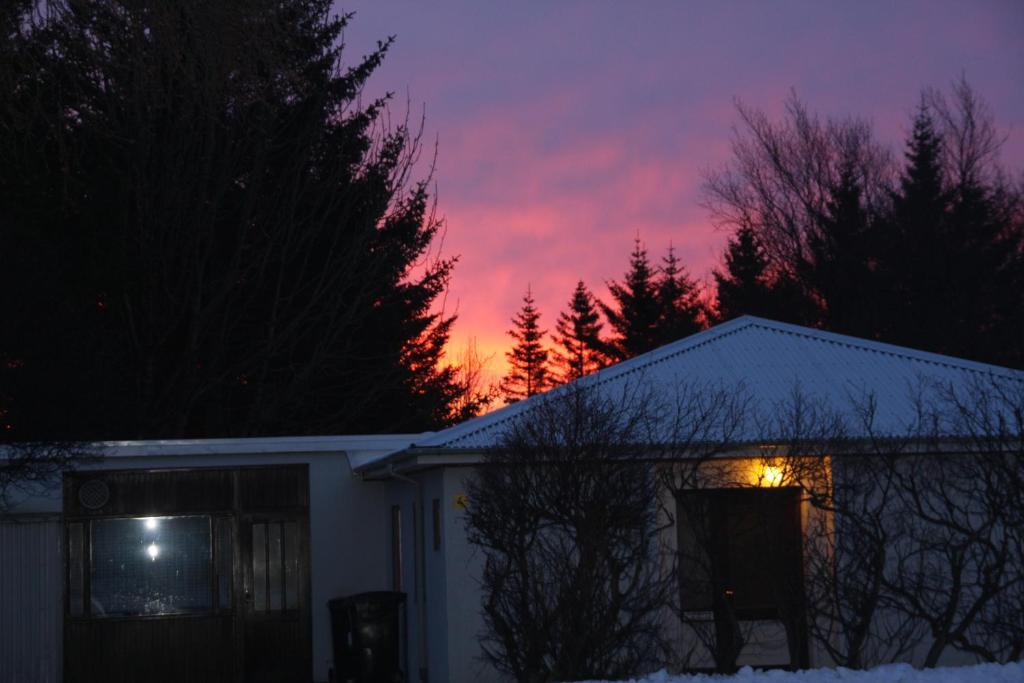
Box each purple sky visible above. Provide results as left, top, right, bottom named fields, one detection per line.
left=336, top=1, right=1024, bottom=378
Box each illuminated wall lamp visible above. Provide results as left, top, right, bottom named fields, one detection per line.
left=759, top=464, right=784, bottom=487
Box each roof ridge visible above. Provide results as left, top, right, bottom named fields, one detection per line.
left=415, top=316, right=1023, bottom=450
left=423, top=319, right=757, bottom=447
left=744, top=319, right=1022, bottom=379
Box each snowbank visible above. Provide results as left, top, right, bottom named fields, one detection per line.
left=579, top=661, right=1024, bottom=683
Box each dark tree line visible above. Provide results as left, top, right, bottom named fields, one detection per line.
left=500, top=238, right=709, bottom=402
left=502, top=80, right=1021, bottom=408
left=0, top=0, right=468, bottom=441
left=708, top=81, right=1024, bottom=368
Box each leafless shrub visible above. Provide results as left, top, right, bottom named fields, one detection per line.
left=465, top=378, right=749, bottom=680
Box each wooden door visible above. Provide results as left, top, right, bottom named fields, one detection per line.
left=237, top=467, right=312, bottom=683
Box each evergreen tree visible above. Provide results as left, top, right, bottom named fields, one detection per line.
left=0, top=0, right=464, bottom=439
left=945, top=171, right=1024, bottom=367
left=714, top=226, right=810, bottom=324
left=805, top=162, right=883, bottom=336
left=551, top=281, right=609, bottom=383
left=654, top=245, right=705, bottom=345
left=601, top=238, right=661, bottom=360
left=714, top=226, right=772, bottom=321
left=500, top=287, right=551, bottom=402
left=704, top=84, right=1023, bottom=367
left=881, top=105, right=954, bottom=352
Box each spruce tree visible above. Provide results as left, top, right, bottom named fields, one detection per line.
left=713, top=226, right=810, bottom=324
left=500, top=287, right=551, bottom=402
left=714, top=226, right=772, bottom=321
left=654, top=245, right=705, bottom=345
left=946, top=171, right=1024, bottom=367
left=882, top=105, right=952, bottom=352
left=0, top=0, right=464, bottom=439
left=551, top=281, right=609, bottom=383
left=806, top=162, right=881, bottom=336
left=601, top=238, right=661, bottom=360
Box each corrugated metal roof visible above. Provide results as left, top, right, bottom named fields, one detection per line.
left=411, top=316, right=1024, bottom=450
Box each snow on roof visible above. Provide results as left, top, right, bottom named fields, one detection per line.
left=410, top=316, right=1024, bottom=451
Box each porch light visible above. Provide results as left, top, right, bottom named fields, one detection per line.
left=760, top=464, right=784, bottom=487
left=147, top=543, right=160, bottom=561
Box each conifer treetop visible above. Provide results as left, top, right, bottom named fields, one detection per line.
left=500, top=285, right=551, bottom=402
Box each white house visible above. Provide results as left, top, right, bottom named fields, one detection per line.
left=2, top=316, right=1022, bottom=682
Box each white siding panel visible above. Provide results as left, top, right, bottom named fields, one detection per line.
left=0, top=518, right=62, bottom=683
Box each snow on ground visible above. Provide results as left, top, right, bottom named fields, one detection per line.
left=580, top=662, right=1024, bottom=683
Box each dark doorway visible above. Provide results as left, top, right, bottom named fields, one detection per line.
left=64, top=465, right=311, bottom=683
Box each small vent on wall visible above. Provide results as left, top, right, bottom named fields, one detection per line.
left=78, top=479, right=110, bottom=510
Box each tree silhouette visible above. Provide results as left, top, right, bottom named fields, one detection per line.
left=715, top=227, right=771, bottom=319
left=601, top=237, right=661, bottom=360
left=881, top=105, right=959, bottom=354
left=704, top=83, right=1023, bottom=367
left=805, top=162, right=883, bottom=336
left=500, top=287, right=551, bottom=402
left=0, top=0, right=467, bottom=439
left=654, top=245, right=706, bottom=345
left=551, top=281, right=610, bottom=383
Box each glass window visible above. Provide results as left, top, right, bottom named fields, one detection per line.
left=215, top=517, right=233, bottom=611
left=90, top=516, right=212, bottom=616
left=68, top=522, right=85, bottom=617
left=251, top=520, right=301, bottom=613
left=677, top=489, right=801, bottom=616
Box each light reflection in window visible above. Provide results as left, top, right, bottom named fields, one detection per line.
left=90, top=515, right=212, bottom=615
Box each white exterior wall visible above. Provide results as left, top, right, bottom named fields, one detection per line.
left=418, top=458, right=836, bottom=680
left=2, top=445, right=406, bottom=683
left=376, top=467, right=455, bottom=683
left=442, top=466, right=503, bottom=683
left=367, top=463, right=503, bottom=683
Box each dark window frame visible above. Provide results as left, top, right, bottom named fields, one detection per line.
left=676, top=487, right=803, bottom=621
left=249, top=519, right=302, bottom=616
left=67, top=513, right=234, bottom=620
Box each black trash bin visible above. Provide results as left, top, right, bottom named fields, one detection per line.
left=329, top=591, right=407, bottom=683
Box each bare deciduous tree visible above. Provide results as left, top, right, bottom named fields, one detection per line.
left=465, top=378, right=750, bottom=681
left=465, top=384, right=674, bottom=681
left=1, top=442, right=95, bottom=514
left=702, top=93, right=894, bottom=281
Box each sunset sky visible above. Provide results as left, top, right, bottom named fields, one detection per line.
left=337, top=1, right=1024, bottom=381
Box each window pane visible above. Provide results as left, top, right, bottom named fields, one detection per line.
left=676, top=494, right=714, bottom=611
left=268, top=523, right=283, bottom=611
left=90, top=516, right=212, bottom=616
left=725, top=491, right=800, bottom=612
left=284, top=522, right=299, bottom=611
left=215, top=517, right=232, bottom=611
left=68, top=523, right=84, bottom=617
left=252, top=523, right=267, bottom=611
left=726, top=497, right=774, bottom=610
